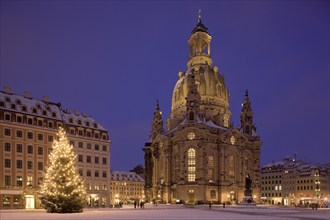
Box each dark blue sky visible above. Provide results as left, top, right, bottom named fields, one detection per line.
left=1, top=1, right=329, bottom=171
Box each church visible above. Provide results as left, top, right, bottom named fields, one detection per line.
left=144, top=14, right=262, bottom=204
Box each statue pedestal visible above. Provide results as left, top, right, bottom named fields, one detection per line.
left=241, top=189, right=256, bottom=206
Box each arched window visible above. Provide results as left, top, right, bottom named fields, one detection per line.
left=210, top=190, right=216, bottom=199
left=188, top=148, right=196, bottom=182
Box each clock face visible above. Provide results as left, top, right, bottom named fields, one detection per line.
left=190, top=101, right=195, bottom=107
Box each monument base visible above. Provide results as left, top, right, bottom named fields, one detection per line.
left=241, top=196, right=256, bottom=206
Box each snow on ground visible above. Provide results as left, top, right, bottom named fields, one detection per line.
left=0, top=204, right=329, bottom=220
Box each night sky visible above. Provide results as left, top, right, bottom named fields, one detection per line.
left=1, top=1, right=329, bottom=171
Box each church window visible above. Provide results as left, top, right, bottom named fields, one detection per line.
left=230, top=136, right=235, bottom=145
left=210, top=190, right=216, bottom=199
left=189, top=111, right=194, bottom=120
left=188, top=148, right=196, bottom=182
left=224, top=116, right=229, bottom=127
left=187, top=132, right=195, bottom=140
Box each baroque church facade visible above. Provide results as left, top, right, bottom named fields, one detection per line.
left=144, top=16, right=262, bottom=204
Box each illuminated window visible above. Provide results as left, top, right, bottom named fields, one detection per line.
left=188, top=148, right=196, bottom=182
left=230, top=136, right=235, bottom=145
left=16, top=176, right=23, bottom=186
left=95, top=184, right=100, bottom=190
left=27, top=176, right=33, bottom=186
left=187, top=132, right=195, bottom=140
left=210, top=190, right=216, bottom=199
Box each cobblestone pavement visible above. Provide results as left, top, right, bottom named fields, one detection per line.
left=0, top=204, right=329, bottom=220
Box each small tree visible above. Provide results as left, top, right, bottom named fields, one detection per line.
left=40, top=127, right=86, bottom=213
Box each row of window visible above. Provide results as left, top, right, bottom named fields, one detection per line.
left=70, top=141, right=108, bottom=151
left=110, top=182, right=143, bottom=186
left=78, top=155, right=107, bottom=164
left=262, top=180, right=282, bottom=185
left=1, top=99, right=100, bottom=129
left=110, top=187, right=144, bottom=191
left=85, top=182, right=107, bottom=191
left=4, top=159, right=44, bottom=170
left=261, top=192, right=282, bottom=197
left=4, top=143, right=46, bottom=154
left=3, top=113, right=59, bottom=128
left=261, top=175, right=282, bottom=179
left=4, top=128, right=54, bottom=142
left=1, top=99, right=58, bottom=117
left=3, top=175, right=36, bottom=187
left=79, top=169, right=108, bottom=178
left=2, top=113, right=107, bottom=140
left=262, top=185, right=282, bottom=191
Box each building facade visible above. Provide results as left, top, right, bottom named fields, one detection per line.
left=110, top=171, right=144, bottom=205
left=261, top=155, right=330, bottom=206
left=0, top=88, right=111, bottom=209
left=144, top=16, right=262, bottom=204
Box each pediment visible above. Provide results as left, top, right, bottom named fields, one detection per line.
left=221, top=129, right=249, bottom=146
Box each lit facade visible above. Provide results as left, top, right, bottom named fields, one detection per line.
left=261, top=156, right=330, bottom=206
left=0, top=88, right=111, bottom=209
left=144, top=16, right=262, bottom=204
left=110, top=171, right=144, bottom=205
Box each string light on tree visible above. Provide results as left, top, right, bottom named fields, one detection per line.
left=39, top=127, right=86, bottom=213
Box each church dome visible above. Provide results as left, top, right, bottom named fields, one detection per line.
left=170, top=65, right=231, bottom=128
left=168, top=16, right=231, bottom=130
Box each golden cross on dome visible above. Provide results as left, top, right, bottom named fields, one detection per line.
left=198, top=9, right=202, bottom=23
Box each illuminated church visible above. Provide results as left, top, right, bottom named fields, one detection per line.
left=144, top=14, right=262, bottom=204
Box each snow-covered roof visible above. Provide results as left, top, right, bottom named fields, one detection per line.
left=110, top=171, right=144, bottom=182
left=0, top=89, right=107, bottom=131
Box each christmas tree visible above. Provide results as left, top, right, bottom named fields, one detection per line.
left=40, top=127, right=86, bottom=213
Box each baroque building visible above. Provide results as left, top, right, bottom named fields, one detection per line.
left=261, top=155, right=330, bottom=206
left=0, top=87, right=111, bottom=209
left=109, top=171, right=145, bottom=205
left=144, top=15, right=262, bottom=204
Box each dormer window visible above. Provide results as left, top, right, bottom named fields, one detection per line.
left=32, top=108, right=37, bottom=114
left=93, top=123, right=98, bottom=128
left=16, top=99, right=21, bottom=105
left=102, top=134, right=107, bottom=140
left=77, top=119, right=82, bottom=125
left=0, top=101, right=4, bottom=107
left=46, top=106, right=51, bottom=111
left=52, top=112, right=56, bottom=118
left=36, top=104, right=41, bottom=109
left=86, top=121, right=90, bottom=127
left=42, top=110, right=47, bottom=116
left=5, top=97, right=10, bottom=102
left=22, top=106, right=27, bottom=112
left=11, top=104, right=16, bottom=109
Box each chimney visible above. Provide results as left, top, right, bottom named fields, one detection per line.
left=3, top=86, right=12, bottom=94
left=66, top=108, right=71, bottom=114
left=24, top=91, right=32, bottom=98
left=82, top=112, right=87, bottom=117
left=74, top=110, right=79, bottom=116
left=43, top=96, right=49, bottom=102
